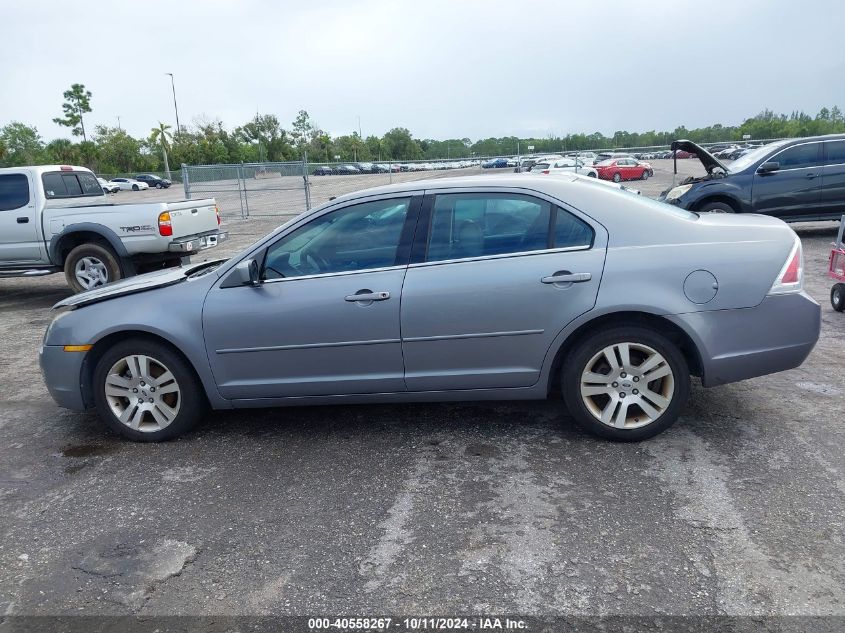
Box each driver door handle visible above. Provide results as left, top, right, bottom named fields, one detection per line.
left=541, top=272, right=592, bottom=284
left=345, top=290, right=390, bottom=302
left=806, top=173, right=818, bottom=179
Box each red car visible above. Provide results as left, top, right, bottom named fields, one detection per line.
left=594, top=158, right=654, bottom=182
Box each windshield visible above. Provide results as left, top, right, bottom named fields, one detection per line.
left=728, top=141, right=788, bottom=172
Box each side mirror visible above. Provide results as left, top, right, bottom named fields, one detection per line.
left=234, top=258, right=261, bottom=286
left=758, top=161, right=779, bottom=174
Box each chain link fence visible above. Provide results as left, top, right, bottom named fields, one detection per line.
left=181, top=138, right=786, bottom=220
left=182, top=157, right=491, bottom=220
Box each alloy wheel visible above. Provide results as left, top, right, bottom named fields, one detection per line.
left=579, top=342, right=674, bottom=429
left=74, top=257, right=109, bottom=290
left=104, top=354, right=181, bottom=432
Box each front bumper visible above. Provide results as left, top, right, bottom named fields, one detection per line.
left=168, top=231, right=228, bottom=254
left=39, top=344, right=88, bottom=411
left=667, top=291, right=821, bottom=387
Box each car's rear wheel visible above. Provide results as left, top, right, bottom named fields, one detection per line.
left=132, top=184, right=139, bottom=191
left=562, top=326, right=690, bottom=441
left=641, top=170, right=649, bottom=180
left=93, top=339, right=206, bottom=442
left=699, top=201, right=735, bottom=213
left=612, top=172, right=622, bottom=183
left=64, top=243, right=122, bottom=293
left=832, top=283, right=845, bottom=312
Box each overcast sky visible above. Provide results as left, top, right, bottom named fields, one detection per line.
left=2, top=0, right=844, bottom=142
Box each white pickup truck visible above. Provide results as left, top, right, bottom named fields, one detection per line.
left=0, top=165, right=226, bottom=292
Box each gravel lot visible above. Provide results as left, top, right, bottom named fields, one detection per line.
left=1, top=161, right=843, bottom=623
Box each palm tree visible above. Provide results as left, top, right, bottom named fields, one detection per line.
left=150, top=122, right=173, bottom=180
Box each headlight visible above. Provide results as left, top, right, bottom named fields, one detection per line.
left=665, top=184, right=693, bottom=200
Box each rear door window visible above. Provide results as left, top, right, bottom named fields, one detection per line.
left=426, top=193, right=552, bottom=261
left=0, top=174, right=30, bottom=211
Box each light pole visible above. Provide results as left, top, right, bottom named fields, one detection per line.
left=165, top=73, right=181, bottom=134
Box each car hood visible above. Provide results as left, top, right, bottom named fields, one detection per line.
left=671, top=139, right=729, bottom=175
left=52, top=262, right=223, bottom=309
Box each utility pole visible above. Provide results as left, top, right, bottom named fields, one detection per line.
left=165, top=73, right=181, bottom=134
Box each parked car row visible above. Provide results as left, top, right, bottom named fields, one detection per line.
left=313, top=160, right=482, bottom=176
left=96, top=174, right=173, bottom=193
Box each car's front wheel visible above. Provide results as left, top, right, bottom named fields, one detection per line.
left=156, top=183, right=163, bottom=189
left=641, top=170, right=649, bottom=180
left=132, top=184, right=139, bottom=191
left=562, top=326, right=690, bottom=441
left=93, top=339, right=206, bottom=442
left=699, top=201, right=735, bottom=213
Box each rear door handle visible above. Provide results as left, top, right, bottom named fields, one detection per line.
left=16, top=217, right=29, bottom=224
left=806, top=173, right=818, bottom=179
left=541, top=272, right=592, bottom=284
left=344, top=290, right=390, bottom=302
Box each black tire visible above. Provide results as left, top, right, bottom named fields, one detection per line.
left=561, top=326, right=691, bottom=441
left=699, top=201, right=735, bottom=214
left=156, top=183, right=163, bottom=189
left=64, top=242, right=122, bottom=293
left=832, top=283, right=845, bottom=312
left=92, top=338, right=206, bottom=442
left=612, top=172, right=622, bottom=183
left=132, top=184, right=139, bottom=191
left=641, top=170, right=649, bottom=180
left=587, top=172, right=597, bottom=178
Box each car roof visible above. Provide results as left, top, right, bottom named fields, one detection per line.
left=311, top=174, right=671, bottom=226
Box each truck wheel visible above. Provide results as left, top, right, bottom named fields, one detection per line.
left=64, top=243, right=122, bottom=293
left=92, top=338, right=206, bottom=442
left=562, top=326, right=690, bottom=441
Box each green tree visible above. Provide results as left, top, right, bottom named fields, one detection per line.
left=237, top=114, right=291, bottom=162
left=150, top=122, right=173, bottom=179
left=53, top=83, right=93, bottom=142
left=291, top=110, right=313, bottom=157
left=45, top=138, right=79, bottom=164
left=0, top=122, right=44, bottom=166
left=382, top=127, right=421, bottom=160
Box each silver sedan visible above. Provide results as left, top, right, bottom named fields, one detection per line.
left=40, top=175, right=820, bottom=442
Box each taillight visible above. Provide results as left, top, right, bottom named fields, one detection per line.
left=769, top=237, right=803, bottom=294
left=215, top=205, right=221, bottom=225
left=158, top=211, right=173, bottom=237
left=541, top=170, right=550, bottom=174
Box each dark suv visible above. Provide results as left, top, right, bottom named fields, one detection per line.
left=659, top=135, right=845, bottom=222
left=135, top=174, right=172, bottom=189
